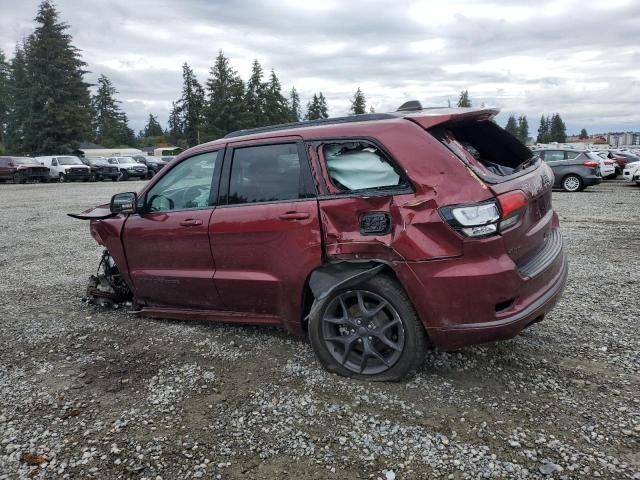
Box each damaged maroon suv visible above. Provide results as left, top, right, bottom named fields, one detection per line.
left=71, top=104, right=568, bottom=381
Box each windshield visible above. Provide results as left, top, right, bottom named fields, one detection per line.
left=13, top=157, right=39, bottom=165
left=58, top=156, right=83, bottom=165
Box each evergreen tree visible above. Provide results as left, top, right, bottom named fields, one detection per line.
left=22, top=1, right=92, bottom=154
left=91, top=74, right=133, bottom=147
left=177, top=62, right=205, bottom=146
left=517, top=115, right=529, bottom=144
left=263, top=69, right=289, bottom=125
left=457, top=90, right=471, bottom=107
left=505, top=115, right=518, bottom=137
left=537, top=115, right=548, bottom=143
left=305, top=93, right=320, bottom=120
left=318, top=92, right=329, bottom=119
left=549, top=113, right=567, bottom=143
left=143, top=114, right=164, bottom=137
left=579, top=128, right=588, bottom=139
left=306, top=92, right=329, bottom=120
left=245, top=59, right=266, bottom=128
left=167, top=101, right=183, bottom=146
left=204, top=51, right=248, bottom=139
left=0, top=49, right=9, bottom=146
left=350, top=87, right=366, bottom=115
left=288, top=86, right=301, bottom=122
left=5, top=46, right=29, bottom=154
left=369, top=105, right=376, bottom=113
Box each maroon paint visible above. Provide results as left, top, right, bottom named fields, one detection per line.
left=83, top=108, right=567, bottom=351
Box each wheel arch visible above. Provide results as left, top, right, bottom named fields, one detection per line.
left=300, top=260, right=403, bottom=333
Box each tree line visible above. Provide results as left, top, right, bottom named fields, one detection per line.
left=0, top=1, right=576, bottom=155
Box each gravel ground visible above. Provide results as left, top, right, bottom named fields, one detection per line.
left=0, top=179, right=638, bottom=480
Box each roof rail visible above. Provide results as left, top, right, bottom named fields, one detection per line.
left=223, top=113, right=397, bottom=139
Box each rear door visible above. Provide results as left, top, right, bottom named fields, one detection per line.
left=209, top=139, right=321, bottom=322
left=122, top=150, right=223, bottom=309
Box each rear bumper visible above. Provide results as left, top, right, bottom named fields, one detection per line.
left=583, top=175, right=602, bottom=187
left=394, top=223, right=568, bottom=351
left=429, top=254, right=567, bottom=350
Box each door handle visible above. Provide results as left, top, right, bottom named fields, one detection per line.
left=179, top=219, right=203, bottom=227
left=279, top=212, right=310, bottom=221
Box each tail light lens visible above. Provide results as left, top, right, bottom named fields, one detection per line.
left=582, top=160, right=599, bottom=167
left=497, top=190, right=528, bottom=230
left=440, top=190, right=528, bottom=237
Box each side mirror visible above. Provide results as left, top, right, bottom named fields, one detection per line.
left=110, top=192, right=138, bottom=214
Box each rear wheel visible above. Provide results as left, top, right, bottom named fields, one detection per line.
left=12, top=173, right=24, bottom=184
left=562, top=174, right=583, bottom=192
left=308, top=275, right=426, bottom=381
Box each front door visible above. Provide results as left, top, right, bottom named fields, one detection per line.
left=122, top=150, right=223, bottom=309
left=210, top=140, right=322, bottom=323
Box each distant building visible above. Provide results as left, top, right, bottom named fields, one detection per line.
left=607, top=132, right=640, bottom=146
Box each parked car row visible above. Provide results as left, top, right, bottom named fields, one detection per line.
left=530, top=146, right=640, bottom=192
left=0, top=155, right=170, bottom=183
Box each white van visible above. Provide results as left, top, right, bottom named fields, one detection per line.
left=36, top=156, right=91, bottom=182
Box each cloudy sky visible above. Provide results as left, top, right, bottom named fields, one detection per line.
left=1, top=0, right=639, bottom=135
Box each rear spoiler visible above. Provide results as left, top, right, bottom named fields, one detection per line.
left=403, top=107, right=500, bottom=130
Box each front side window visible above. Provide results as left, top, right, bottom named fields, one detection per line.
left=321, top=142, right=403, bottom=191
left=228, top=143, right=306, bottom=204
left=146, top=151, right=219, bottom=212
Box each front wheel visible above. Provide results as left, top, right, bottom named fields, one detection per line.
left=119, top=170, right=129, bottom=181
left=562, top=174, right=583, bottom=192
left=308, top=275, right=426, bottom=381
left=12, top=173, right=24, bottom=184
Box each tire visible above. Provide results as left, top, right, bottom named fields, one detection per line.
left=308, top=275, right=426, bottom=381
left=111, top=177, right=117, bottom=182
left=59, top=173, right=65, bottom=183
left=119, top=170, right=129, bottom=181
left=12, top=173, right=23, bottom=184
left=561, top=174, right=583, bottom=192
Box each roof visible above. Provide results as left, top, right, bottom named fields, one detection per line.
left=222, top=106, right=500, bottom=142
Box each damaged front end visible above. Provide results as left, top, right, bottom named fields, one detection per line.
left=85, top=250, right=132, bottom=308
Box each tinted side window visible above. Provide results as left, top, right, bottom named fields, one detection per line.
left=228, top=143, right=305, bottom=204
left=146, top=151, right=219, bottom=212
left=565, top=151, right=580, bottom=159
left=545, top=151, right=565, bottom=161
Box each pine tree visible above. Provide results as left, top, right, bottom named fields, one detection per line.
left=5, top=46, right=29, bottom=154
left=263, top=69, right=289, bottom=125
left=579, top=128, right=588, bottom=139
left=305, top=93, right=320, bottom=120
left=550, top=113, right=566, bottom=143
left=167, top=101, right=183, bottom=146
left=0, top=49, right=9, bottom=147
left=457, top=90, right=471, bottom=107
left=245, top=59, right=266, bottom=127
left=350, top=87, right=366, bottom=115
left=91, top=74, right=133, bottom=147
left=505, top=115, right=518, bottom=137
left=517, top=115, right=529, bottom=144
left=204, top=50, right=248, bottom=139
left=177, top=62, right=205, bottom=146
left=537, top=115, right=548, bottom=143
left=369, top=105, right=376, bottom=113
left=22, top=1, right=92, bottom=154
left=288, top=86, right=301, bottom=122
left=143, top=114, right=164, bottom=137
left=318, top=92, right=329, bottom=119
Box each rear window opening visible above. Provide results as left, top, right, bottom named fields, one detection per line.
left=321, top=142, right=405, bottom=192
left=431, top=121, right=535, bottom=179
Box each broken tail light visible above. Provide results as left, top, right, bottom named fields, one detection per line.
left=440, top=190, right=528, bottom=237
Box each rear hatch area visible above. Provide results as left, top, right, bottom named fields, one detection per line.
left=427, top=118, right=556, bottom=267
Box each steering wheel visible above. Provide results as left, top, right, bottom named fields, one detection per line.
left=180, top=185, right=206, bottom=208
left=148, top=194, right=175, bottom=212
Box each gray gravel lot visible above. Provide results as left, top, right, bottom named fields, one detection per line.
left=0, top=180, right=639, bottom=479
